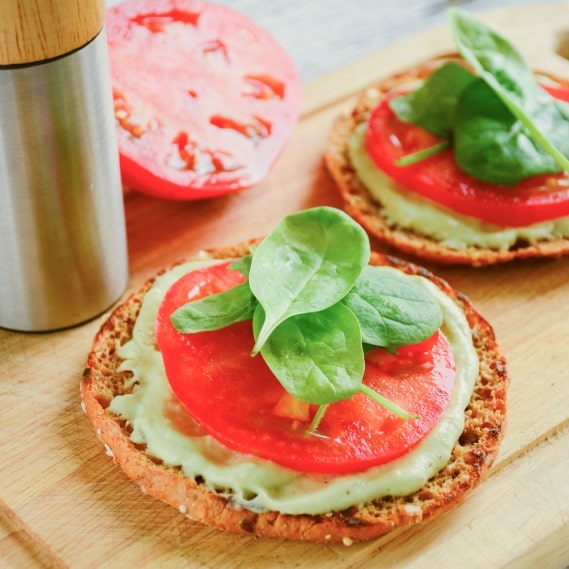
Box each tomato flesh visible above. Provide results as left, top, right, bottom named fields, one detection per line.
left=365, top=85, right=569, bottom=227
left=106, top=0, right=302, bottom=200
left=155, top=261, right=456, bottom=475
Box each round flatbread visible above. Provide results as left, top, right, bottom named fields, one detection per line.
left=81, top=240, right=508, bottom=542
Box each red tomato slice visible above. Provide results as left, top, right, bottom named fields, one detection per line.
left=365, top=85, right=569, bottom=227
left=106, top=0, right=302, bottom=200
left=155, top=261, right=456, bottom=475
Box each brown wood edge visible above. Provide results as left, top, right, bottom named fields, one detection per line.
left=0, top=497, right=68, bottom=569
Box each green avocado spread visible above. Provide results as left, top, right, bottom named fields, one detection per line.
left=349, top=123, right=569, bottom=249
left=110, top=258, right=478, bottom=516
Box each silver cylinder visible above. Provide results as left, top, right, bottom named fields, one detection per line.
left=0, top=31, right=128, bottom=332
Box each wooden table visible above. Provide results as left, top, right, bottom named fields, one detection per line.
left=2, top=2, right=569, bottom=568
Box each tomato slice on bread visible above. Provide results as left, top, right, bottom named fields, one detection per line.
left=366, top=85, right=569, bottom=227
left=155, top=261, right=456, bottom=475
left=106, top=0, right=302, bottom=200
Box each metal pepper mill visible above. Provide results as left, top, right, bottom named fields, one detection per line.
left=0, top=0, right=128, bottom=331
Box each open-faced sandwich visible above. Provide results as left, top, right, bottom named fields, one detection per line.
left=325, top=8, right=569, bottom=266
left=81, top=206, right=508, bottom=543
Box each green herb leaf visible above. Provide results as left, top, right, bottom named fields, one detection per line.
left=448, top=8, right=538, bottom=112
left=342, top=266, right=443, bottom=348
left=170, top=282, right=257, bottom=332
left=253, top=302, right=365, bottom=405
left=454, top=79, right=567, bottom=184
left=448, top=7, right=569, bottom=176
left=390, top=61, right=477, bottom=138
left=249, top=206, right=370, bottom=354
left=229, top=254, right=252, bottom=277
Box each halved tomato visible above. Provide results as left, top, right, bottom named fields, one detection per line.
left=155, top=261, right=456, bottom=475
left=366, top=85, right=569, bottom=227
left=106, top=0, right=303, bottom=200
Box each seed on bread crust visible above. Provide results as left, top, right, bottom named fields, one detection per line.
left=324, top=54, right=569, bottom=267
left=81, top=240, right=508, bottom=542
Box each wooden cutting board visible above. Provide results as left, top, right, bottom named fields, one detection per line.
left=2, top=4, right=569, bottom=568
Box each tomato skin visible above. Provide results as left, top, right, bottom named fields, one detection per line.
left=365, top=85, right=569, bottom=227
left=106, top=0, right=302, bottom=200
left=155, top=261, right=456, bottom=475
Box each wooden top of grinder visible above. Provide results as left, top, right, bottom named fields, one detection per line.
left=0, top=0, right=105, bottom=66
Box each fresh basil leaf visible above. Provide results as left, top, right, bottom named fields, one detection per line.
left=342, top=266, right=442, bottom=348
left=171, top=282, right=256, bottom=332
left=253, top=302, right=364, bottom=404
left=249, top=206, right=370, bottom=354
left=390, top=61, right=477, bottom=138
left=448, top=7, right=569, bottom=175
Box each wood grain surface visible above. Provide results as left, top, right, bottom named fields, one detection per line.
left=0, top=0, right=105, bottom=65
left=2, top=3, right=569, bottom=568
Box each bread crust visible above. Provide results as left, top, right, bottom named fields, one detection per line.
left=324, top=54, right=569, bottom=266
left=81, top=241, right=508, bottom=542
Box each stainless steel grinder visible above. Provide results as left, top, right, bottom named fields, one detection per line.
left=0, top=0, right=128, bottom=331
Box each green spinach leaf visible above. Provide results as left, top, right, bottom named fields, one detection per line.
left=454, top=79, right=565, bottom=184
left=249, top=206, right=370, bottom=354
left=170, top=282, right=257, bottom=332
left=390, top=61, right=477, bottom=138
left=448, top=7, right=569, bottom=177
left=229, top=254, right=252, bottom=277
left=342, top=266, right=443, bottom=348
left=253, top=302, right=364, bottom=404
left=448, top=8, right=538, bottom=112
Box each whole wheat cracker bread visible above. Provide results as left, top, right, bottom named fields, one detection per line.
left=324, top=55, right=569, bottom=267
left=81, top=240, right=508, bottom=542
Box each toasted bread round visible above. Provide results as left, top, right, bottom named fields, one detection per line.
left=324, top=55, right=569, bottom=266
left=81, top=241, right=508, bottom=542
